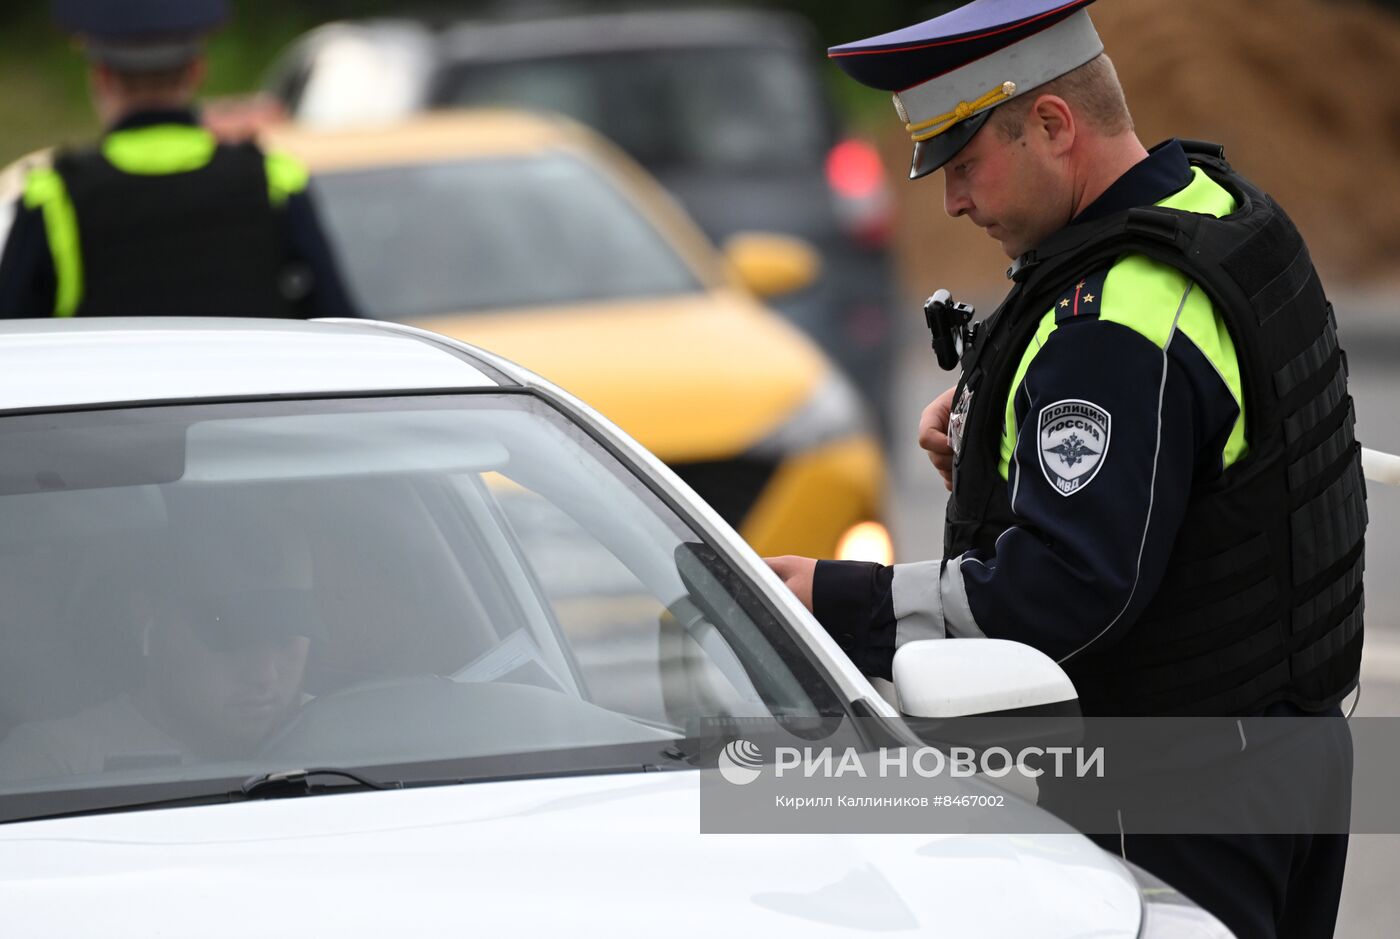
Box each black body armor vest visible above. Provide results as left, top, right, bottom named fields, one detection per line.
left=55, top=141, right=300, bottom=318
left=945, top=142, right=1365, bottom=717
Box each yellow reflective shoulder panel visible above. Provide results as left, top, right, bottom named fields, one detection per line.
left=22, top=166, right=83, bottom=317
left=1158, top=166, right=1238, bottom=217
left=1000, top=167, right=1248, bottom=476
left=1100, top=169, right=1247, bottom=467
left=264, top=151, right=309, bottom=207
left=101, top=125, right=218, bottom=176
left=21, top=165, right=61, bottom=210
left=1101, top=257, right=1249, bottom=467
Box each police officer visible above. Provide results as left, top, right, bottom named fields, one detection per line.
left=0, top=0, right=355, bottom=318
left=766, top=2, right=1364, bottom=936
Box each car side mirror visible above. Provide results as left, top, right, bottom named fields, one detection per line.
left=892, top=639, right=1078, bottom=719
left=724, top=232, right=822, bottom=299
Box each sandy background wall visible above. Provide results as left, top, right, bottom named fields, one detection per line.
left=882, top=0, right=1400, bottom=298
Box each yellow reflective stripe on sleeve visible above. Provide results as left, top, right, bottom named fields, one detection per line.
left=1156, top=167, right=1247, bottom=467
left=1221, top=352, right=1249, bottom=465
left=1099, top=257, right=1187, bottom=348
left=1098, top=168, right=1246, bottom=467
left=264, top=151, right=309, bottom=207
left=1101, top=259, right=1248, bottom=468
left=22, top=167, right=82, bottom=317
left=1191, top=289, right=1248, bottom=468
left=999, top=310, right=1060, bottom=480
left=101, top=125, right=217, bottom=175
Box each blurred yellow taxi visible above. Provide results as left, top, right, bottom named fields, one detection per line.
left=267, top=111, right=889, bottom=562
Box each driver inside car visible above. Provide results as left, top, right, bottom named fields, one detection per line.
left=0, top=589, right=317, bottom=781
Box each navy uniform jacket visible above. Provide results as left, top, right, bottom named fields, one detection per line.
left=815, top=141, right=1257, bottom=681
left=0, top=110, right=356, bottom=318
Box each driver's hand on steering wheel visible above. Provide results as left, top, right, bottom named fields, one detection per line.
left=764, top=556, right=817, bottom=613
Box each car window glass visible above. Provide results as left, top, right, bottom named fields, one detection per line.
left=0, top=395, right=842, bottom=814
left=481, top=473, right=765, bottom=727
left=311, top=154, right=702, bottom=319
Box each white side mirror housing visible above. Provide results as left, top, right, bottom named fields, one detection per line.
left=892, top=639, right=1078, bottom=718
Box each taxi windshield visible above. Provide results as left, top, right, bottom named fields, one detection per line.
left=0, top=394, right=843, bottom=821
left=311, top=154, right=704, bottom=319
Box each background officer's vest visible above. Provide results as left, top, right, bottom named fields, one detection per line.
left=34, top=127, right=300, bottom=317
left=945, top=142, right=1364, bottom=717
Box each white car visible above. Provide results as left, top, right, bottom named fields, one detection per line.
left=0, top=318, right=1228, bottom=937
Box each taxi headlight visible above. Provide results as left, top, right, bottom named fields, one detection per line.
left=749, top=371, right=872, bottom=459
left=1126, top=860, right=1234, bottom=938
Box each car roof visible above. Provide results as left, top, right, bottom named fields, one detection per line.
left=263, top=109, right=585, bottom=173
left=0, top=318, right=511, bottom=412
left=438, top=9, right=814, bottom=61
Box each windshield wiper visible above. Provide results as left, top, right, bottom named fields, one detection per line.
left=1, top=768, right=402, bottom=825
left=240, top=767, right=402, bottom=799
left=1, top=747, right=692, bottom=825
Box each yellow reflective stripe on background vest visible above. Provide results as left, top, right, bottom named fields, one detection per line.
left=998, top=167, right=1247, bottom=478
left=101, top=125, right=218, bottom=175
left=100, top=127, right=308, bottom=207
left=27, top=127, right=306, bottom=317
left=264, top=151, right=309, bottom=207
left=22, top=167, right=82, bottom=317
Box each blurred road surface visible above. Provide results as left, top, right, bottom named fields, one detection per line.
left=883, top=292, right=1399, bottom=938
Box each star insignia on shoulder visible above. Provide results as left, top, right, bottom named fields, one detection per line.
left=1060, top=299, right=1070, bottom=308
left=1083, top=293, right=1095, bottom=303
left=1076, top=281, right=1086, bottom=290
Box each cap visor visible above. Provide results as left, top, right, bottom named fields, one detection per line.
left=909, top=110, right=992, bottom=180
left=85, top=40, right=202, bottom=72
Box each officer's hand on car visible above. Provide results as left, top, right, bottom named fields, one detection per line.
left=764, top=556, right=816, bottom=613
left=919, top=387, right=957, bottom=491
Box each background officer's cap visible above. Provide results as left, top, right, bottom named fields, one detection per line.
left=51, top=0, right=228, bottom=72
left=829, top=0, right=1104, bottom=180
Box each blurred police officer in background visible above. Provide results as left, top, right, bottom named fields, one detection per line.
left=0, top=0, right=356, bottom=318
left=767, top=1, right=1364, bottom=935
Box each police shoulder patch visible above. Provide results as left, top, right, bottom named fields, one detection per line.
left=1038, top=399, right=1111, bottom=496
left=1052, top=267, right=1109, bottom=324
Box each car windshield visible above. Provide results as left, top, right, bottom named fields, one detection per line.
left=434, top=47, right=832, bottom=172
left=0, top=394, right=844, bottom=821
left=311, top=154, right=703, bottom=319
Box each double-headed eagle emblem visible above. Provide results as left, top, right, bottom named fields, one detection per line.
left=1043, top=432, right=1099, bottom=468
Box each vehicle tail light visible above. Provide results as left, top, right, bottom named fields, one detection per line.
left=826, top=138, right=893, bottom=249
left=826, top=139, right=885, bottom=200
